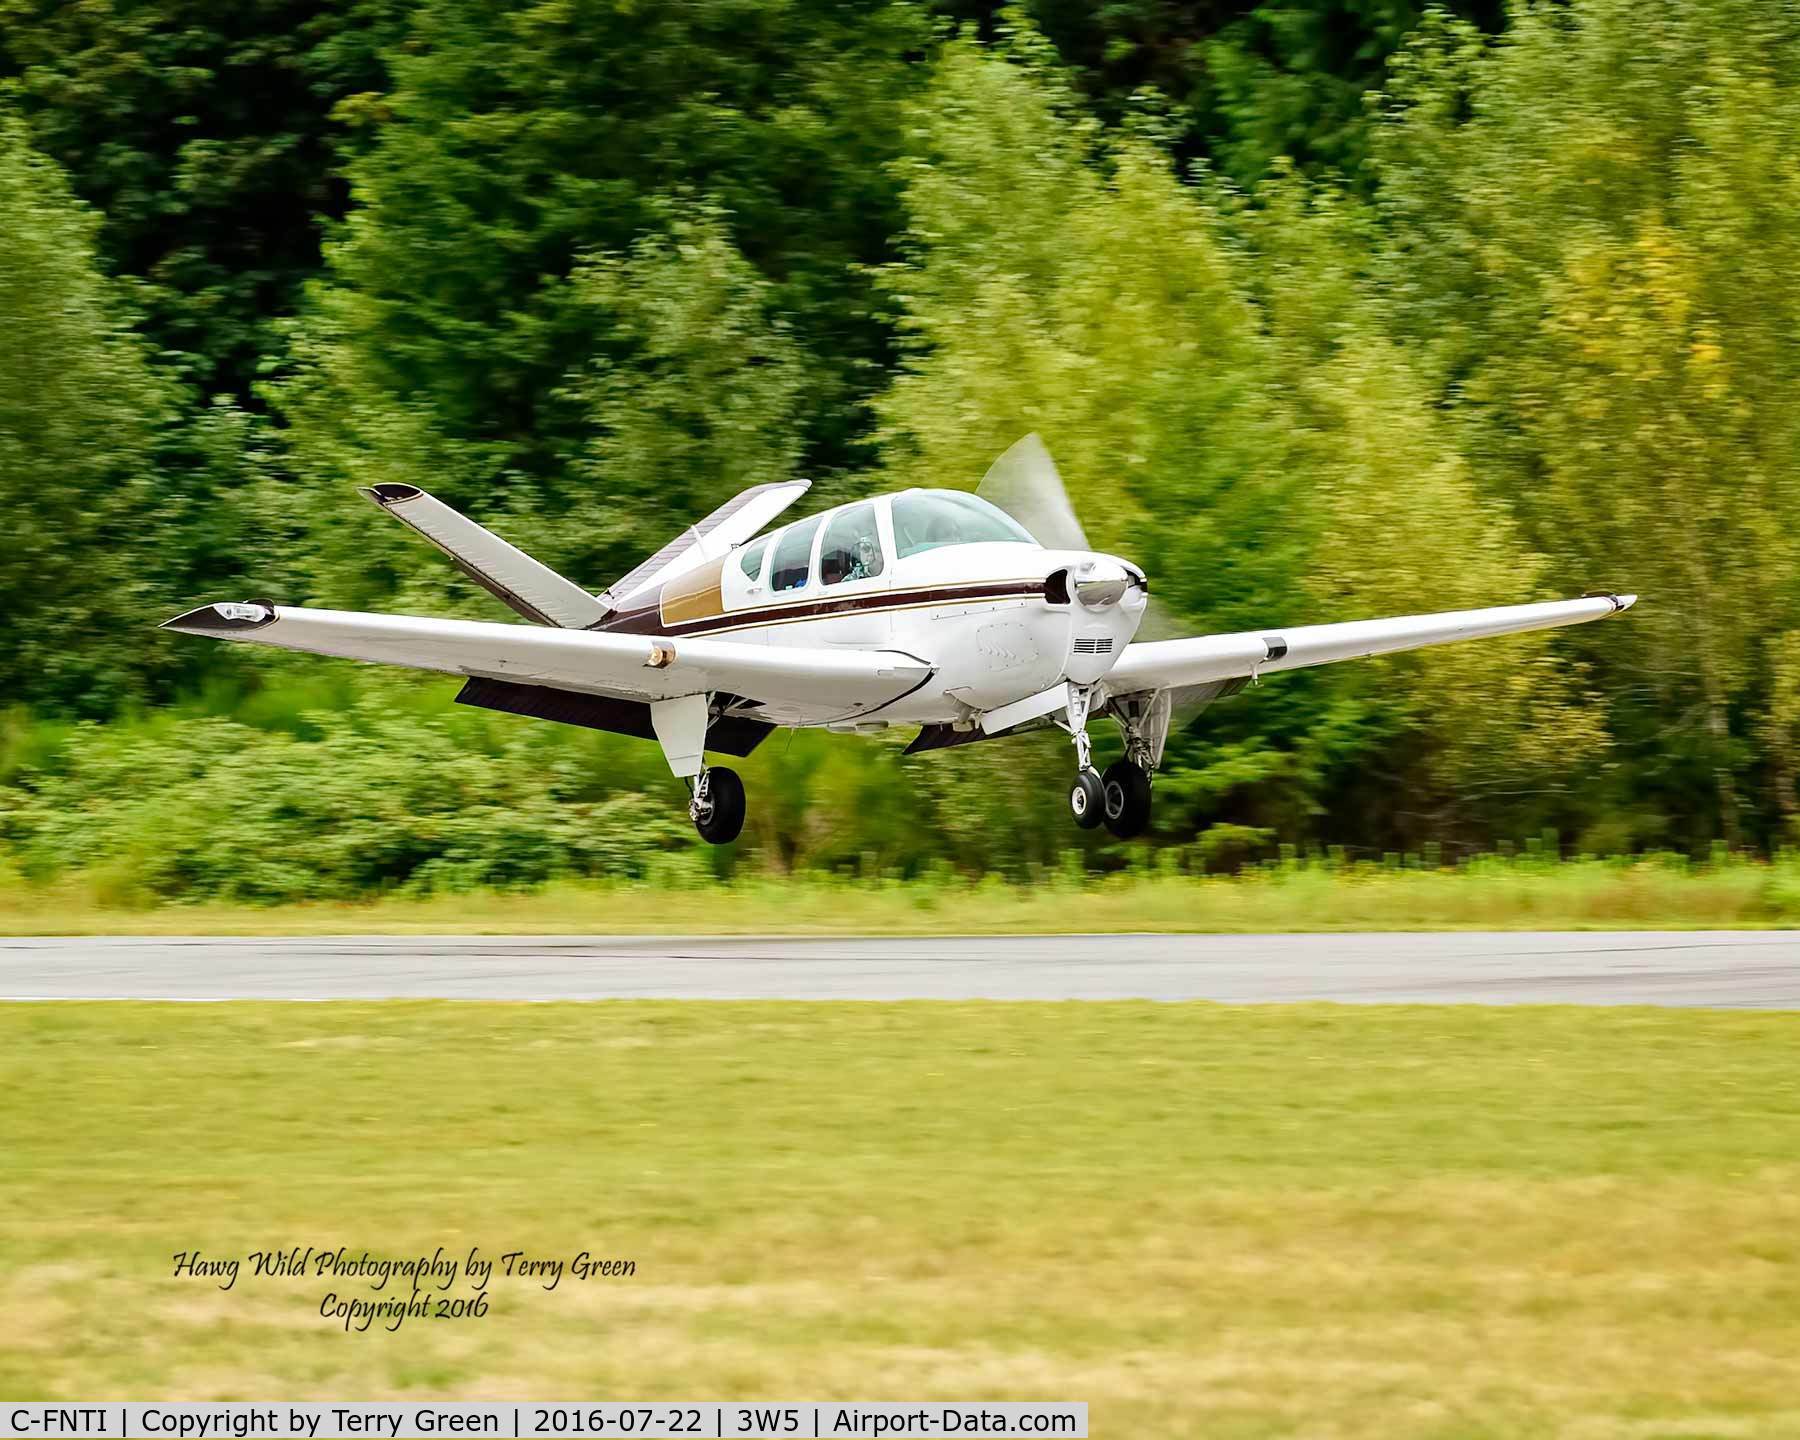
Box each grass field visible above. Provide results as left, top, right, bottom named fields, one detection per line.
left=4, top=1001, right=1800, bottom=1435
left=6, top=852, right=1800, bottom=935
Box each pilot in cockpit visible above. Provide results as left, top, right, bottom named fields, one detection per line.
left=847, top=534, right=881, bottom=582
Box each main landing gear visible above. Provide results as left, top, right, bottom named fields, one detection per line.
left=688, top=766, right=746, bottom=845
left=651, top=693, right=747, bottom=845
left=1061, top=684, right=1156, bottom=839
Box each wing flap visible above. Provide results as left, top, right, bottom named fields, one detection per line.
left=362, top=484, right=611, bottom=629
left=162, top=601, right=930, bottom=714
left=1108, top=594, right=1637, bottom=697
left=455, top=676, right=775, bottom=756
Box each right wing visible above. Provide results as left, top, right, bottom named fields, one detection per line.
left=1107, top=593, right=1638, bottom=697
left=160, top=600, right=928, bottom=716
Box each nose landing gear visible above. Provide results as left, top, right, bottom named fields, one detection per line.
left=1069, top=768, right=1105, bottom=828
left=1060, top=683, right=1160, bottom=837
left=1061, top=683, right=1106, bottom=829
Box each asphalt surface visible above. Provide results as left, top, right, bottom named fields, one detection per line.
left=1, top=931, right=1797, bottom=1005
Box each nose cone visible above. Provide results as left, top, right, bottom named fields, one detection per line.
left=1072, top=559, right=1146, bottom=612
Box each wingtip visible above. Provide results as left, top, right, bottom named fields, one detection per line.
left=160, top=601, right=278, bottom=634
left=1586, top=590, right=1638, bottom=614
left=361, top=482, right=423, bottom=507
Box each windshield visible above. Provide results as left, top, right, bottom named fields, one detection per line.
left=891, top=490, right=1037, bottom=559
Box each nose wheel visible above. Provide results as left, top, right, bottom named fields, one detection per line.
left=688, top=765, right=746, bottom=845
left=1069, top=768, right=1105, bottom=828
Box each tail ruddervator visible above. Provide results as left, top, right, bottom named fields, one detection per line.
left=359, top=484, right=611, bottom=628
left=359, top=478, right=811, bottom=627
left=166, top=443, right=1637, bottom=845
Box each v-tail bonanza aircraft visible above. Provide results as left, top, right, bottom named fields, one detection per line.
left=163, top=436, right=1636, bottom=844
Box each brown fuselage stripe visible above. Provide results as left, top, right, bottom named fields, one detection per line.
left=600, top=579, right=1050, bottom=639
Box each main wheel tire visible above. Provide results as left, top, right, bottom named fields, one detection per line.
left=693, top=766, right=746, bottom=845
left=1069, top=768, right=1105, bottom=829
left=1101, top=760, right=1153, bottom=839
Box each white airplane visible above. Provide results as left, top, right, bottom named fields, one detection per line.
left=163, top=436, right=1636, bottom=844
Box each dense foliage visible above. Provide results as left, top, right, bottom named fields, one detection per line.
left=3, top=0, right=1797, bottom=895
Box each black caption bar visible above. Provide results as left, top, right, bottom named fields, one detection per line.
left=0, top=1405, right=1086, bottom=1440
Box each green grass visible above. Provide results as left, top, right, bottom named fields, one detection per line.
left=4, top=1001, right=1800, bottom=1435
left=4, top=853, right=1800, bottom=934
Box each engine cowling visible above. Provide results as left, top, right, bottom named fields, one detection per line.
left=1048, top=557, right=1148, bottom=685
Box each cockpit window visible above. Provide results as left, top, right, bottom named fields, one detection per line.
left=769, top=515, right=822, bottom=592
left=738, top=537, right=768, bottom=582
left=891, top=490, right=1036, bottom=559
left=819, top=503, right=885, bottom=586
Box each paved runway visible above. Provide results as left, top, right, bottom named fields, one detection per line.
left=1, top=931, right=1797, bottom=1005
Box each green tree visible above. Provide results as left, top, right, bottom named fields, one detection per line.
left=1374, top=0, right=1800, bottom=848
left=292, top=209, right=819, bottom=620
left=0, top=116, right=173, bottom=712
left=874, top=41, right=1591, bottom=853
left=939, top=0, right=1505, bottom=187
left=0, top=0, right=410, bottom=404
left=564, top=212, right=812, bottom=593
left=1763, top=631, right=1800, bottom=839
left=280, top=0, right=932, bottom=602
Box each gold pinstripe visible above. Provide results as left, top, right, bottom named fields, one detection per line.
left=669, top=585, right=1041, bottom=639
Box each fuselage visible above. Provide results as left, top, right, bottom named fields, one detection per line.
left=599, top=488, right=1148, bottom=728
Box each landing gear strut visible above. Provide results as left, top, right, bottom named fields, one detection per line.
left=688, top=765, right=746, bottom=845
left=1062, top=684, right=1106, bottom=829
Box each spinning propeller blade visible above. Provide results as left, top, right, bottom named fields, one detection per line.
left=975, top=434, right=1090, bottom=552
left=979, top=432, right=1203, bottom=728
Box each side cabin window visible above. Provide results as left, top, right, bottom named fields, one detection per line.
left=891, top=490, right=1036, bottom=559
left=819, top=503, right=885, bottom=586
left=738, top=537, right=769, bottom=582
left=770, top=516, right=822, bottom=592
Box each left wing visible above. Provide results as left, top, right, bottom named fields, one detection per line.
left=1107, top=593, right=1637, bottom=698
left=161, top=601, right=928, bottom=715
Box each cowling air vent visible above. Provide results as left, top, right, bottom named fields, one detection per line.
left=1073, top=636, right=1114, bottom=655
